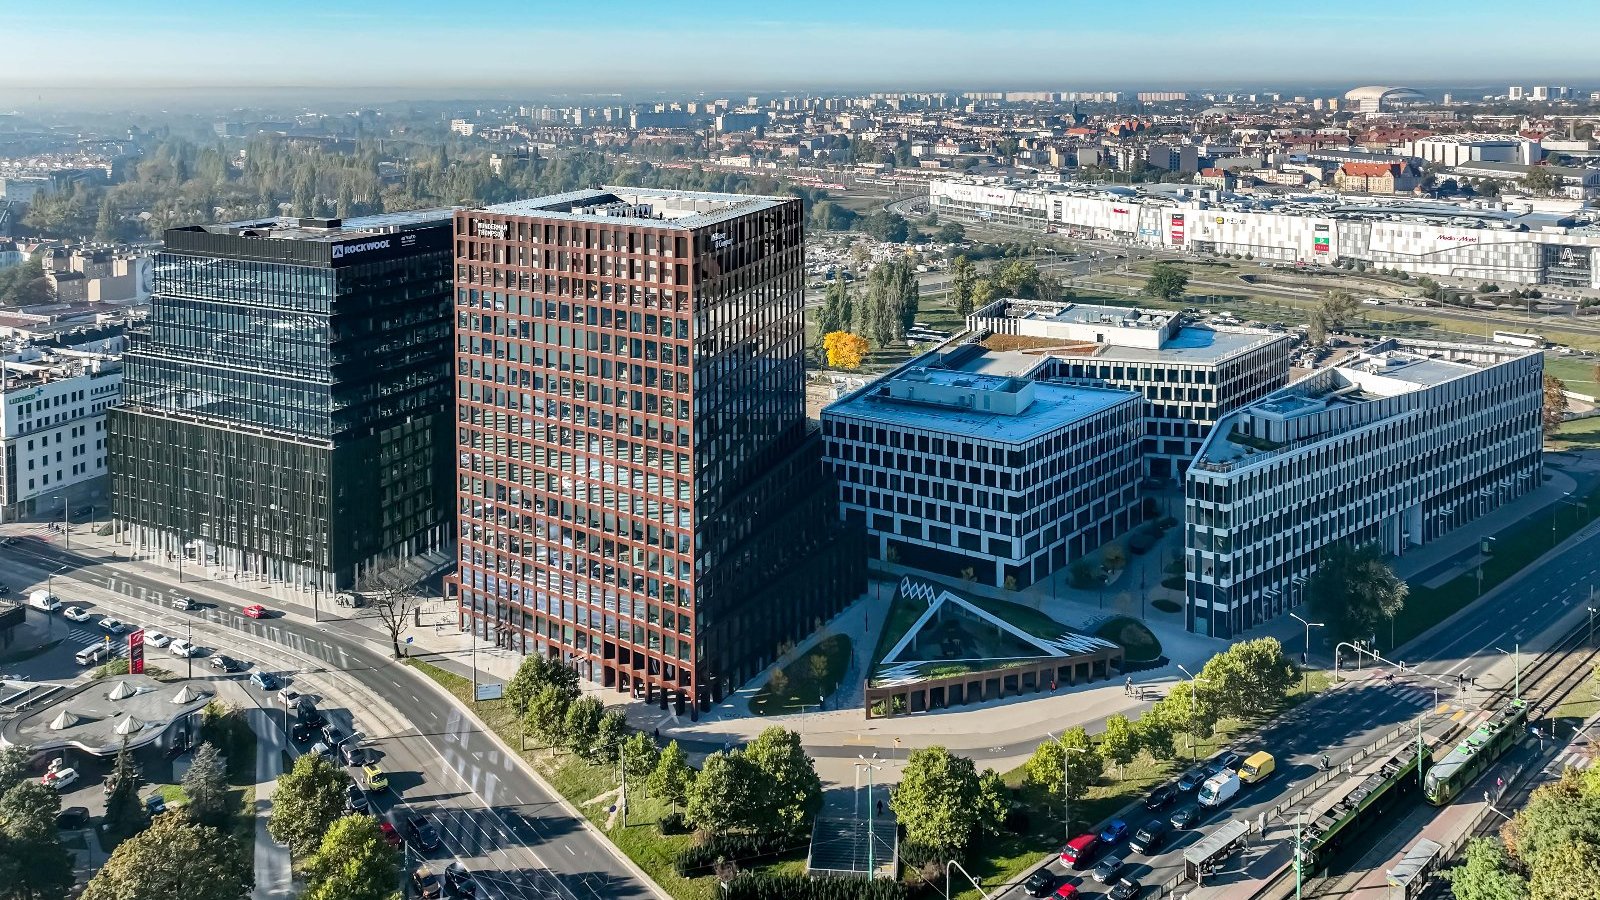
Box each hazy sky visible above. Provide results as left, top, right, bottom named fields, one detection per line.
left=5, top=0, right=1596, bottom=92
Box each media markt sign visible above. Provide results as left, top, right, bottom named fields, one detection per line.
left=127, top=628, right=145, bottom=675
left=331, top=238, right=392, bottom=260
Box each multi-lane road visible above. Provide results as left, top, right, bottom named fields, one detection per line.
left=0, top=535, right=656, bottom=900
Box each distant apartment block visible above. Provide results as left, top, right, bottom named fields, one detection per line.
left=822, top=345, right=1141, bottom=589
left=0, top=351, right=121, bottom=522
left=967, top=300, right=1292, bottom=479
left=1138, top=92, right=1190, bottom=103
left=449, top=188, right=863, bottom=710
left=1185, top=339, right=1543, bottom=638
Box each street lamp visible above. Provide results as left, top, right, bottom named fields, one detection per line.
left=1589, top=605, right=1597, bottom=646
left=1493, top=644, right=1520, bottom=700
left=855, top=755, right=886, bottom=878
left=945, top=860, right=990, bottom=900
left=1289, top=613, right=1324, bottom=691
left=1177, top=664, right=1211, bottom=761
left=1294, top=809, right=1307, bottom=900
left=1046, top=732, right=1092, bottom=842
left=44, top=565, right=67, bottom=635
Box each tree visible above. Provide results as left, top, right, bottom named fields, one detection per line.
left=743, top=727, right=823, bottom=838
left=562, top=696, right=605, bottom=759
left=268, top=753, right=352, bottom=860
left=504, top=654, right=579, bottom=718
left=1545, top=375, right=1569, bottom=437
left=1522, top=167, right=1558, bottom=196
left=1099, top=714, right=1139, bottom=779
left=1446, top=838, right=1528, bottom=900
left=936, top=221, right=967, bottom=244
left=1024, top=728, right=1101, bottom=803
left=1199, top=638, right=1298, bottom=719
left=1500, top=772, right=1600, bottom=873
left=685, top=750, right=759, bottom=834
left=103, top=741, right=147, bottom=840
left=817, top=278, right=854, bottom=339
left=1133, top=710, right=1177, bottom=761
left=975, top=769, right=1009, bottom=837
left=0, top=746, right=29, bottom=798
left=994, top=259, right=1044, bottom=300
left=891, top=747, right=984, bottom=856
left=526, top=683, right=576, bottom=748
left=950, top=255, right=979, bottom=317
left=302, top=814, right=398, bottom=900
left=0, top=780, right=74, bottom=900
left=181, top=741, right=231, bottom=827
left=1142, top=262, right=1189, bottom=301
left=356, top=564, right=426, bottom=659
left=648, top=740, right=695, bottom=808
left=1529, top=840, right=1600, bottom=900
left=595, top=710, right=629, bottom=764
left=622, top=732, right=660, bottom=784
left=82, top=813, right=250, bottom=900
left=1311, top=290, right=1358, bottom=342
left=1307, top=542, right=1408, bottom=646
left=822, top=331, right=868, bottom=369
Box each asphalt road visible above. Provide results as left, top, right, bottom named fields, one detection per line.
left=990, top=483, right=1600, bottom=899
left=0, top=538, right=655, bottom=900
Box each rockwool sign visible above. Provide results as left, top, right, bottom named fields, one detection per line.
left=331, top=238, right=392, bottom=260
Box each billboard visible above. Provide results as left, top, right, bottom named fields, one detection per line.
left=128, top=629, right=145, bottom=675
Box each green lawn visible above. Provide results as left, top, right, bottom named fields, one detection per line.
left=748, top=634, right=854, bottom=715
left=407, top=659, right=808, bottom=900
left=1544, top=356, right=1600, bottom=397
left=1094, top=617, right=1163, bottom=662
left=1550, top=416, right=1600, bottom=452
left=1397, top=482, right=1600, bottom=649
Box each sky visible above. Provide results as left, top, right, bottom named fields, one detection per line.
left=3, top=0, right=1596, bottom=95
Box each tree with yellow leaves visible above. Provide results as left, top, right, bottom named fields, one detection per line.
left=823, top=331, right=868, bottom=369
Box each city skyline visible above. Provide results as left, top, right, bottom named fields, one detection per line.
left=4, top=0, right=1598, bottom=94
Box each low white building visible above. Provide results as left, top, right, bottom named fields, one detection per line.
left=822, top=345, right=1142, bottom=588
left=0, top=352, right=121, bottom=522
left=1184, top=338, right=1542, bottom=638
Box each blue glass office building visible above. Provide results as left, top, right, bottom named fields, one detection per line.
left=109, top=211, right=456, bottom=591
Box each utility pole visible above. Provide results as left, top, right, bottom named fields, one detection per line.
left=1295, top=810, right=1306, bottom=900
left=855, top=755, right=885, bottom=878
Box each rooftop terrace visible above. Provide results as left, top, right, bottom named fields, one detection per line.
left=480, top=186, right=786, bottom=230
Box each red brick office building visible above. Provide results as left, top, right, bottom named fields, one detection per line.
left=449, top=188, right=864, bottom=713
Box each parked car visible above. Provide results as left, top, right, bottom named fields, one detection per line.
left=1110, top=878, right=1145, bottom=900
left=1098, top=819, right=1129, bottom=845
left=97, top=617, right=126, bottom=633
left=211, top=654, right=245, bottom=672
left=41, top=768, right=79, bottom=790
left=1093, top=855, right=1126, bottom=885
left=242, top=604, right=267, bottom=619
left=444, top=862, right=477, bottom=898
left=144, top=631, right=171, bottom=648
left=1176, top=767, right=1208, bottom=792
left=411, top=866, right=443, bottom=899
left=248, top=670, right=280, bottom=691
left=345, top=783, right=369, bottom=813
left=169, top=640, right=198, bottom=658
left=62, top=606, right=91, bottom=622
left=56, top=807, right=90, bottom=829
left=1145, top=784, right=1177, bottom=810
left=407, top=815, right=440, bottom=851
left=145, top=794, right=167, bottom=815
left=1024, top=870, right=1056, bottom=897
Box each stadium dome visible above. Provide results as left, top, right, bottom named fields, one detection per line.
left=1343, top=86, right=1427, bottom=110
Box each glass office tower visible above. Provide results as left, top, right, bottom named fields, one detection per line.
left=451, top=188, right=865, bottom=712
left=110, top=211, right=456, bottom=591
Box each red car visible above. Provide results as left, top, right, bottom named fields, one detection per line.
left=242, top=604, right=267, bottom=619
left=1060, top=833, right=1099, bottom=869
left=1055, top=883, right=1080, bottom=899
left=379, top=821, right=402, bottom=848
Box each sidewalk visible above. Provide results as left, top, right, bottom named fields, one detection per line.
left=246, top=705, right=293, bottom=900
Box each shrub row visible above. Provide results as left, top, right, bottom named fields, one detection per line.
left=723, top=873, right=910, bottom=900
left=673, top=832, right=793, bottom=877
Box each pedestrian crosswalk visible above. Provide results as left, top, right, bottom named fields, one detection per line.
left=1553, top=748, right=1594, bottom=771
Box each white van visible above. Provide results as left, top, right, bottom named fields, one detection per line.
left=27, top=590, right=62, bottom=613
left=1198, top=771, right=1241, bottom=808
left=74, top=643, right=110, bottom=667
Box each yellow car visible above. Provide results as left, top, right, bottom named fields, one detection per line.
left=363, top=764, right=389, bottom=791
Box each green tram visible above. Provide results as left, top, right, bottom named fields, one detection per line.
left=1423, top=698, right=1528, bottom=806
left=1292, top=743, right=1429, bottom=871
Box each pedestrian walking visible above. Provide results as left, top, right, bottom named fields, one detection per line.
left=1125, top=676, right=1133, bottom=695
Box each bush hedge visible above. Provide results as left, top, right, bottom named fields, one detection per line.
left=658, top=811, right=689, bottom=836
left=674, top=832, right=794, bottom=877
left=723, top=873, right=910, bottom=900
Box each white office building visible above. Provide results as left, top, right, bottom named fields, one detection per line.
left=1184, top=338, right=1542, bottom=638
left=966, top=300, right=1293, bottom=479
left=0, top=352, right=122, bottom=522
left=822, top=345, right=1142, bottom=588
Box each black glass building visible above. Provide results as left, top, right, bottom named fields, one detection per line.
left=109, top=211, right=457, bottom=591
